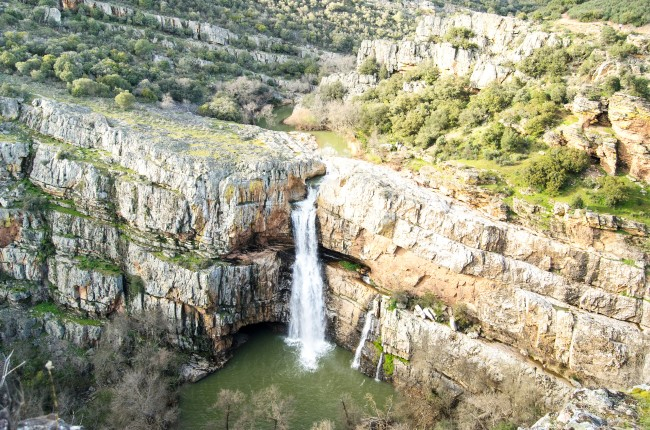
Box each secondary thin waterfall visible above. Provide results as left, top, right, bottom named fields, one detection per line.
left=351, top=311, right=373, bottom=369
left=375, top=352, right=384, bottom=381
left=287, top=186, right=331, bottom=370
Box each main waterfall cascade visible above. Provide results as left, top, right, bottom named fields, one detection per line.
left=286, top=186, right=332, bottom=370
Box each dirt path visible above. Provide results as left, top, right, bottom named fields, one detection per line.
left=552, top=14, right=650, bottom=36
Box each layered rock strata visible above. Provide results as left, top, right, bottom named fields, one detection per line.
left=0, top=96, right=324, bottom=354
left=319, top=158, right=649, bottom=390
left=352, top=9, right=565, bottom=90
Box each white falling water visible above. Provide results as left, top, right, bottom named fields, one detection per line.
left=286, top=186, right=331, bottom=370
left=351, top=310, right=374, bottom=369
left=375, top=352, right=384, bottom=381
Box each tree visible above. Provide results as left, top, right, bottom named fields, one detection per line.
left=320, top=81, right=347, bottom=102
left=444, top=27, right=477, bottom=50
left=53, top=52, right=84, bottom=83
left=358, top=56, right=379, bottom=75
left=252, top=385, right=294, bottom=430
left=213, top=389, right=246, bottom=430
left=115, top=91, right=136, bottom=110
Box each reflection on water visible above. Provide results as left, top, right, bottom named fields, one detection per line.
left=178, top=328, right=395, bottom=429
left=257, top=105, right=352, bottom=157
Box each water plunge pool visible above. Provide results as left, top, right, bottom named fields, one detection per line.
left=178, top=326, right=396, bottom=429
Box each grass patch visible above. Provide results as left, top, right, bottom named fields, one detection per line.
left=32, top=301, right=102, bottom=326
left=153, top=251, right=218, bottom=271
left=460, top=157, right=650, bottom=228
left=75, top=255, right=122, bottom=276
left=373, top=338, right=383, bottom=355
left=338, top=260, right=362, bottom=272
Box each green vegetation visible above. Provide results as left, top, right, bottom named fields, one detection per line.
left=114, top=90, right=136, bottom=110
left=358, top=56, right=380, bottom=76
left=32, top=301, right=103, bottom=326
left=530, top=0, right=650, bottom=25
left=75, top=255, right=122, bottom=276
left=523, top=148, right=590, bottom=195
left=383, top=353, right=394, bottom=376
left=154, top=251, right=217, bottom=271
left=630, top=387, right=650, bottom=428
left=444, top=27, right=478, bottom=50
left=338, top=260, right=362, bottom=272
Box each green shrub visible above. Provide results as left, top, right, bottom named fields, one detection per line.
left=571, top=195, right=585, bottom=209
left=320, top=80, right=347, bottom=102
left=452, top=303, right=474, bottom=332
left=198, top=95, right=243, bottom=122
left=115, top=90, right=136, bottom=110
left=523, top=147, right=591, bottom=195
left=69, top=78, right=110, bottom=97
left=596, top=176, right=632, bottom=207
left=358, top=56, right=379, bottom=75
left=444, top=27, right=477, bottom=50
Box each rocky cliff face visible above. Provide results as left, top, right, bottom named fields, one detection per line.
left=349, top=9, right=565, bottom=91
left=319, top=158, right=649, bottom=390
left=326, top=263, right=573, bottom=407
left=0, top=96, right=324, bottom=354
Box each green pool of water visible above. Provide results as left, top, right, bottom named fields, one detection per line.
left=178, top=327, right=395, bottom=429
left=257, top=105, right=352, bottom=157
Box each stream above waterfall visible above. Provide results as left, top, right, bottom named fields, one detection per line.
left=257, top=105, right=352, bottom=157
left=178, top=326, right=396, bottom=429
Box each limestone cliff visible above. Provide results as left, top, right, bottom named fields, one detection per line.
left=0, top=96, right=324, bottom=354
left=336, top=8, right=566, bottom=93
left=319, top=158, right=649, bottom=390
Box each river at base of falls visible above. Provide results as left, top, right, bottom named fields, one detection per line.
left=178, top=327, right=396, bottom=429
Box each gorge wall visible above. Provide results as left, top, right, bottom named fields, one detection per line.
left=319, top=159, right=650, bottom=392
left=0, top=96, right=324, bottom=356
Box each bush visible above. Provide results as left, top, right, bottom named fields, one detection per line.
left=198, top=95, right=243, bottom=122
left=69, top=78, right=110, bottom=97
left=571, top=195, right=585, bottom=209
left=596, top=176, right=632, bottom=207
left=115, top=90, right=136, bottom=110
left=444, top=27, right=477, bottom=50
left=523, top=147, right=591, bottom=195
left=358, top=56, right=379, bottom=75
left=319, top=81, right=346, bottom=102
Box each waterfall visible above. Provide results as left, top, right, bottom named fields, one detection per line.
left=375, top=352, right=384, bottom=381
left=286, top=186, right=331, bottom=370
left=351, top=310, right=374, bottom=369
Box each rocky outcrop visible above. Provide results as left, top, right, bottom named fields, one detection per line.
left=545, top=125, right=618, bottom=175
left=15, top=98, right=325, bottom=255
left=354, top=10, right=566, bottom=89
left=527, top=387, right=644, bottom=429
left=609, top=93, right=650, bottom=183
left=320, top=72, right=377, bottom=98
left=318, top=158, right=650, bottom=389
left=62, top=0, right=237, bottom=46
left=0, top=96, right=323, bottom=354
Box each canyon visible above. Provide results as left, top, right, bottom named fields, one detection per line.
left=1, top=94, right=649, bottom=427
